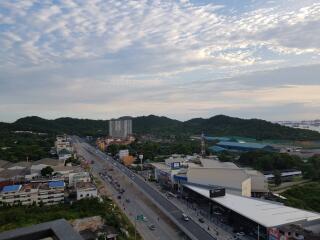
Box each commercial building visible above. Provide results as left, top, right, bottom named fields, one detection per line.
left=109, top=118, right=132, bottom=139
left=182, top=184, right=320, bottom=240
left=187, top=167, right=252, bottom=196
left=151, top=155, right=268, bottom=197
left=75, top=182, right=98, bottom=200
left=0, top=180, right=65, bottom=206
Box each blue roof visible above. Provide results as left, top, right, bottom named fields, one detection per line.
left=2, top=184, right=21, bottom=193
left=209, top=146, right=227, bottom=152
left=205, top=136, right=232, bottom=142
left=217, top=141, right=268, bottom=149
left=48, top=181, right=65, bottom=188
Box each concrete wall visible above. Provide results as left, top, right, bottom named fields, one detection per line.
left=187, top=167, right=252, bottom=196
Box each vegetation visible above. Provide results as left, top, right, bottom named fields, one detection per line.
left=0, top=197, right=141, bottom=240
left=2, top=114, right=320, bottom=140
left=41, top=166, right=54, bottom=176
left=282, top=182, right=320, bottom=213
left=107, top=139, right=201, bottom=161
left=273, top=170, right=282, bottom=186
left=303, top=155, right=320, bottom=181
left=238, top=151, right=303, bottom=172
left=0, top=130, right=54, bottom=162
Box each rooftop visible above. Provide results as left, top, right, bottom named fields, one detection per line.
left=2, top=184, right=22, bottom=193
left=48, top=181, right=65, bottom=188
left=0, top=219, right=83, bottom=240
left=184, top=184, right=320, bottom=228
left=216, top=141, right=269, bottom=149
left=76, top=182, right=96, bottom=190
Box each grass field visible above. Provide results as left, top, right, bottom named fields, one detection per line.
left=282, top=182, right=320, bottom=213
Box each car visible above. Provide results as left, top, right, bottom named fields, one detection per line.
left=125, top=198, right=130, bottom=203
left=148, top=224, right=156, bottom=230
left=143, top=216, right=148, bottom=222
left=198, top=218, right=205, bottom=223
left=182, top=213, right=189, bottom=221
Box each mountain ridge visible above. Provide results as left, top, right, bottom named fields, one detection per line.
left=1, top=114, right=320, bottom=140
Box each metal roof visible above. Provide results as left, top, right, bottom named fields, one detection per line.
left=184, top=184, right=320, bottom=228
left=48, top=181, right=65, bottom=188
left=217, top=141, right=268, bottom=149
left=0, top=219, right=83, bottom=240
left=208, top=146, right=227, bottom=152
left=2, top=184, right=22, bottom=193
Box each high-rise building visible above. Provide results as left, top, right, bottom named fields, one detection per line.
left=109, top=118, right=132, bottom=139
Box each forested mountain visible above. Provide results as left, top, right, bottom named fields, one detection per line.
left=1, top=115, right=320, bottom=141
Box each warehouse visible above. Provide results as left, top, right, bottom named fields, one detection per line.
left=211, top=141, right=275, bottom=152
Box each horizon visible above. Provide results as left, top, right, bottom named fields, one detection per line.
left=1, top=0, right=320, bottom=122
left=1, top=113, right=320, bottom=124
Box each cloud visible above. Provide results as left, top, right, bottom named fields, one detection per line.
left=0, top=0, right=319, bottom=121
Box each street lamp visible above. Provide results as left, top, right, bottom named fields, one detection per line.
left=139, top=154, right=143, bottom=171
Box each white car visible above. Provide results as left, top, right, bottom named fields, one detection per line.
left=182, top=213, right=189, bottom=221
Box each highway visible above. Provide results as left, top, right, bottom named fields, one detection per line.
left=73, top=137, right=216, bottom=240
left=73, top=137, right=185, bottom=240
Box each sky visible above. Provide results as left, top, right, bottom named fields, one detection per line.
left=0, top=0, right=320, bottom=122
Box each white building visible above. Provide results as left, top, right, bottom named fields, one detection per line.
left=152, top=156, right=268, bottom=197
left=38, top=181, right=65, bottom=205
left=55, top=135, right=73, bottom=154
left=76, top=182, right=97, bottom=200
left=0, top=181, right=65, bottom=206
left=119, top=149, right=129, bottom=160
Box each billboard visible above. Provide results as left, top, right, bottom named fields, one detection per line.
left=171, top=162, right=181, bottom=169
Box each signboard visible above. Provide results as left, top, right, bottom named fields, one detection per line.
left=268, top=228, right=280, bottom=240
left=209, top=188, right=225, bottom=198
left=171, top=162, right=181, bottom=169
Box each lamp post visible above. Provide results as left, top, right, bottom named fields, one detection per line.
left=139, top=154, right=143, bottom=171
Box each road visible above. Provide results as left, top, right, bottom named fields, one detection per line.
left=73, top=137, right=185, bottom=240
left=73, top=137, right=216, bottom=240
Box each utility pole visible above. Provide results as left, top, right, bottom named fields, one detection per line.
left=201, top=132, right=206, bottom=157
left=139, top=154, right=143, bottom=171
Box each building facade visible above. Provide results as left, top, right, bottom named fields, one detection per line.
left=0, top=181, right=65, bottom=206
left=109, top=118, right=132, bottom=139
left=76, top=182, right=98, bottom=200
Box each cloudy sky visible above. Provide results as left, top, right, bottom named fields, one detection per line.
left=0, top=0, right=320, bottom=122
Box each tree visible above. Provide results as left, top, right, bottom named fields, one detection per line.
left=273, top=170, right=282, bottom=186
left=41, top=166, right=54, bottom=176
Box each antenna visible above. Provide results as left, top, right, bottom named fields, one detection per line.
left=201, top=133, right=206, bottom=157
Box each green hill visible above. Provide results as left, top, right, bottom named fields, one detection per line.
left=1, top=115, right=320, bottom=141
